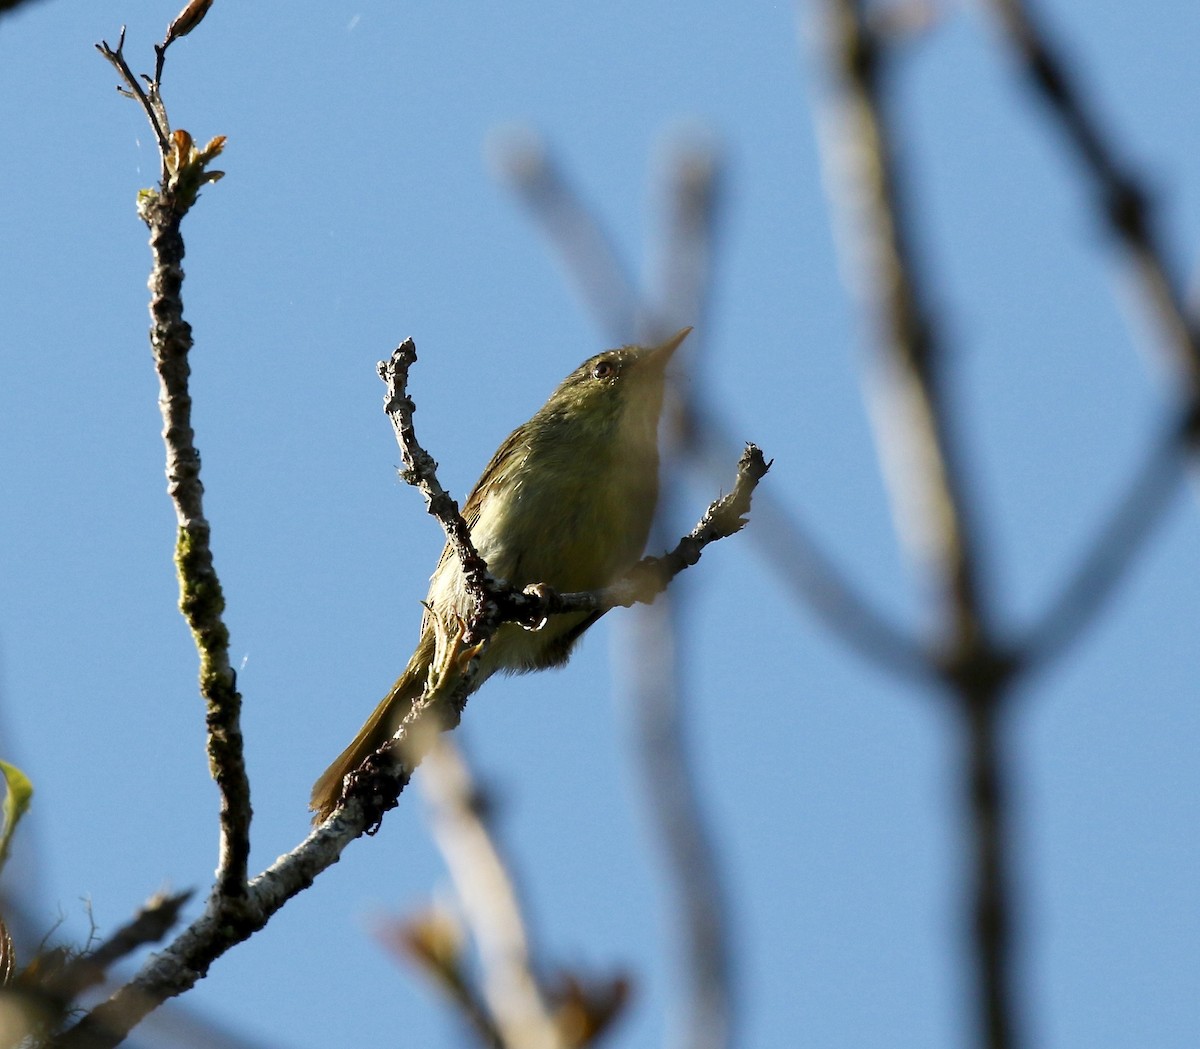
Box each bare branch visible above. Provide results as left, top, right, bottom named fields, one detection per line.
left=629, top=141, right=735, bottom=1049
left=95, top=29, right=170, bottom=170
left=812, top=4, right=1020, bottom=1048
left=96, top=27, right=248, bottom=900
left=376, top=340, right=497, bottom=636
left=983, top=0, right=1200, bottom=397
left=419, top=739, right=564, bottom=1049
left=623, top=597, right=733, bottom=1049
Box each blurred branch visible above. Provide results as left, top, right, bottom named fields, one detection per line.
left=0, top=0, right=49, bottom=18
left=694, top=412, right=930, bottom=679
left=50, top=812, right=376, bottom=1049
left=815, top=2, right=995, bottom=662
left=36, top=891, right=193, bottom=1007
left=624, top=599, right=732, bottom=1049
left=96, top=27, right=248, bottom=901
left=418, top=739, right=563, bottom=1049
left=983, top=0, right=1200, bottom=399
left=379, top=907, right=505, bottom=1049
left=812, top=5, right=1020, bottom=1049
left=1, top=892, right=190, bottom=1049
left=627, top=144, right=735, bottom=1049
left=652, top=137, right=722, bottom=339
left=1022, top=415, right=1186, bottom=672
left=492, top=130, right=643, bottom=338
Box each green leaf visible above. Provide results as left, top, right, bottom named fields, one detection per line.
left=0, top=760, right=33, bottom=874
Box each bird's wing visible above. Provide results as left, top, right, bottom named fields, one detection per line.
left=427, top=422, right=532, bottom=581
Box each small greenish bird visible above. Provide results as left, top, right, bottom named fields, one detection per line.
left=310, top=327, right=691, bottom=820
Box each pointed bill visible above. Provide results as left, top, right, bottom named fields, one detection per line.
left=642, top=326, right=692, bottom=370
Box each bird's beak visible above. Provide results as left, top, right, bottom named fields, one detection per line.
left=642, top=326, right=692, bottom=371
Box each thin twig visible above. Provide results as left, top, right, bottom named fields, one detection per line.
left=377, top=340, right=496, bottom=635
left=95, top=29, right=171, bottom=170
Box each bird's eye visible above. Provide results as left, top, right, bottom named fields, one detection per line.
left=591, top=360, right=615, bottom=380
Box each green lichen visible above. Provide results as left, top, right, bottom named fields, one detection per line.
left=175, top=524, right=230, bottom=660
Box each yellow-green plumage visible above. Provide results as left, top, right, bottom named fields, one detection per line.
left=309, top=328, right=690, bottom=821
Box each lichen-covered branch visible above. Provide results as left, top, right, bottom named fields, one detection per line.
left=96, top=26, right=248, bottom=900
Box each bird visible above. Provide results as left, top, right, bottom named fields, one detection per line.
left=310, top=327, right=691, bottom=821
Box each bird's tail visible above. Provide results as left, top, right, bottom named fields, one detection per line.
left=309, top=658, right=426, bottom=823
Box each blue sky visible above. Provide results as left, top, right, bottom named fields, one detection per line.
left=2, top=2, right=1198, bottom=1048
